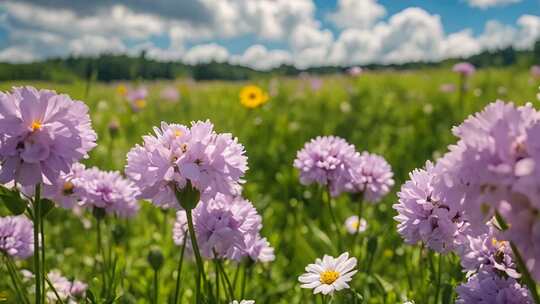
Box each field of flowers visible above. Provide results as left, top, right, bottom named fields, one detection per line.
left=1, top=65, right=540, bottom=304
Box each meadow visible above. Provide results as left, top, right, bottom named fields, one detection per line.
left=1, top=66, right=539, bottom=304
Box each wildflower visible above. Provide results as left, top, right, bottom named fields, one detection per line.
left=240, top=85, right=268, bottom=109
left=230, top=301, right=255, bottom=304
left=348, top=152, right=394, bottom=203
left=41, top=163, right=87, bottom=210
left=298, top=252, right=357, bottom=295
left=160, top=86, right=180, bottom=102
left=126, top=86, right=148, bottom=112
left=439, top=83, right=456, bottom=93
left=347, top=66, right=363, bottom=77
left=243, top=233, right=275, bottom=263
left=173, top=194, right=261, bottom=260
left=530, top=65, right=540, bottom=79
left=452, top=62, right=476, bottom=77
left=46, top=270, right=87, bottom=303
left=0, top=86, right=97, bottom=186
left=393, top=161, right=467, bottom=253
left=126, top=121, right=248, bottom=209
left=116, top=84, right=128, bottom=96
left=294, top=136, right=360, bottom=197
left=80, top=167, right=140, bottom=218
left=0, top=215, right=33, bottom=259
left=456, top=266, right=532, bottom=304
left=345, top=216, right=367, bottom=234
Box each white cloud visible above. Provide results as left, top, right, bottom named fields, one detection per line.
left=466, top=0, right=522, bottom=9
left=515, top=15, right=540, bottom=50
left=230, top=45, right=291, bottom=70
left=69, top=36, right=126, bottom=56
left=441, top=30, right=482, bottom=58
left=0, top=46, right=36, bottom=63
left=477, top=20, right=517, bottom=50
left=328, top=0, right=386, bottom=30
left=183, top=43, right=229, bottom=64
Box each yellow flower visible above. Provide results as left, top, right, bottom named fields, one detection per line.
left=240, top=85, right=269, bottom=109
left=134, top=99, right=147, bottom=109
left=116, top=84, right=128, bottom=97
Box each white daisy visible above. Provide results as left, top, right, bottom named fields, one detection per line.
left=345, top=216, right=367, bottom=234
left=298, top=252, right=357, bottom=295
left=230, top=301, right=255, bottom=304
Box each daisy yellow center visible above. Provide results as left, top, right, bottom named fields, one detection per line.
left=320, top=270, right=339, bottom=284
left=31, top=120, right=42, bottom=131
left=351, top=220, right=360, bottom=230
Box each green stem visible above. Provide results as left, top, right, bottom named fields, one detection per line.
left=186, top=208, right=207, bottom=303
left=217, top=259, right=235, bottom=300
left=434, top=254, right=442, bottom=304
left=33, top=183, right=41, bottom=304
left=4, top=254, right=30, bottom=304
left=241, top=262, right=247, bottom=299
left=96, top=217, right=107, bottom=297
left=173, top=234, right=187, bottom=304
left=351, top=193, right=364, bottom=257
left=153, top=269, right=159, bottom=304
left=40, top=206, right=45, bottom=304
left=326, top=188, right=342, bottom=251
left=45, top=275, right=65, bottom=304
left=213, top=259, right=221, bottom=301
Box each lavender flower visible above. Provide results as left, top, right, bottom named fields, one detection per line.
left=126, top=121, right=248, bottom=209
left=0, top=86, right=97, bottom=186
left=530, top=65, right=540, bottom=79
left=347, top=67, right=363, bottom=77
left=0, top=215, right=33, bottom=259
left=80, top=167, right=140, bottom=218
left=453, top=62, right=476, bottom=77
left=41, top=163, right=87, bottom=210
left=294, top=136, right=360, bottom=197
left=393, top=161, right=466, bottom=253
left=348, top=152, right=394, bottom=203
left=243, top=233, right=275, bottom=263
left=456, top=266, right=532, bottom=304
left=160, top=86, right=180, bottom=102
left=46, top=270, right=87, bottom=303
left=173, top=194, right=261, bottom=260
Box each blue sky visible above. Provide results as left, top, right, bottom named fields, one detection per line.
left=0, top=0, right=539, bottom=69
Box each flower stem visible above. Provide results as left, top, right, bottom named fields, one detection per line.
left=153, top=269, right=159, bottom=304
left=173, top=234, right=187, bottom=304
left=325, top=188, right=342, bottom=251
left=351, top=193, right=364, bottom=257
left=3, top=254, right=30, bottom=304
left=186, top=208, right=207, bottom=303
left=40, top=205, right=45, bottom=304
left=217, top=259, right=235, bottom=300
left=33, top=183, right=42, bottom=304
left=96, top=216, right=107, bottom=297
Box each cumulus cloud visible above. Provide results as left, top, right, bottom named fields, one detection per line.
left=466, top=0, right=522, bottom=9
left=327, top=0, right=386, bottom=29
left=441, top=30, right=481, bottom=58
left=183, top=43, right=229, bottom=64
left=230, top=45, right=291, bottom=70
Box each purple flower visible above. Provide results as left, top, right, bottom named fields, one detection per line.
left=453, top=62, right=476, bottom=77
left=530, top=65, right=540, bottom=79
left=0, top=86, right=97, bottom=186
left=393, top=161, right=466, bottom=253
left=348, top=152, right=394, bottom=203
left=80, top=167, right=140, bottom=218
left=456, top=266, right=532, bottom=304
left=173, top=194, right=263, bottom=261
left=294, top=136, right=360, bottom=197
left=46, top=270, right=87, bottom=303
left=347, top=67, right=363, bottom=77
left=126, top=86, right=148, bottom=103
left=243, top=233, right=275, bottom=263
left=439, top=83, right=456, bottom=93
left=458, top=225, right=520, bottom=278
left=160, top=86, right=180, bottom=102
left=0, top=215, right=33, bottom=259
left=41, top=162, right=87, bottom=210
left=126, top=121, right=248, bottom=209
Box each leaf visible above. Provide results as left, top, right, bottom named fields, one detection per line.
left=0, top=188, right=28, bottom=215
left=442, top=283, right=454, bottom=304
left=373, top=274, right=394, bottom=294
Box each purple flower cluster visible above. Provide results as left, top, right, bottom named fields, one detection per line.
left=294, top=136, right=394, bottom=199
left=453, top=62, right=476, bottom=77
left=0, top=215, right=33, bottom=259
left=46, top=270, right=87, bottom=303
left=0, top=86, right=97, bottom=186
left=395, top=100, right=540, bottom=279
left=173, top=194, right=274, bottom=262
left=348, top=152, right=394, bottom=203
left=41, top=162, right=87, bottom=210
left=456, top=267, right=532, bottom=304
left=126, top=121, right=248, bottom=209
left=79, top=167, right=140, bottom=218
left=394, top=161, right=467, bottom=253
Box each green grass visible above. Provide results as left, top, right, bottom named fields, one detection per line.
left=1, top=67, right=539, bottom=303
